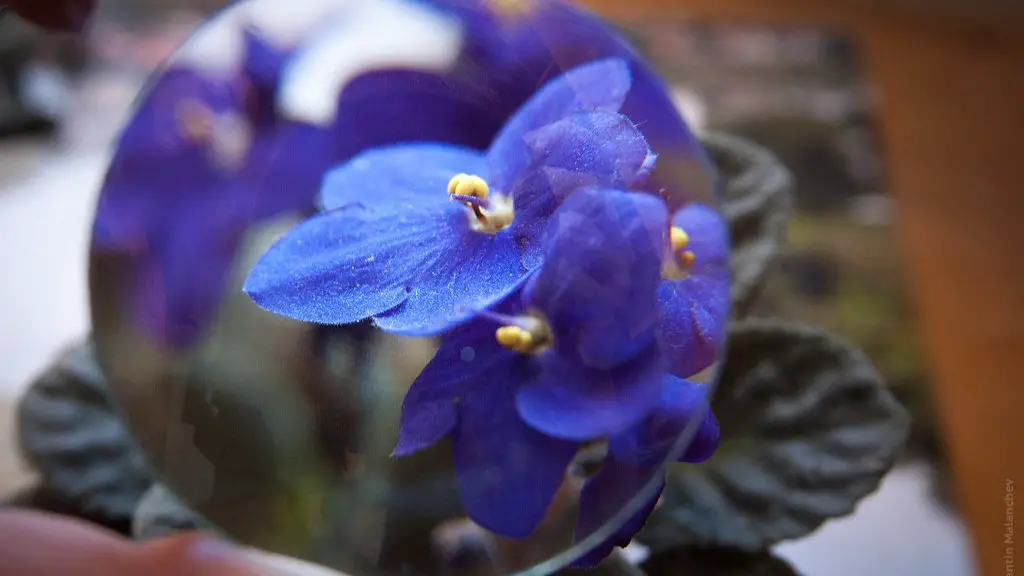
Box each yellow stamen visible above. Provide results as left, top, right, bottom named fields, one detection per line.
left=663, top=227, right=697, bottom=279
left=496, top=326, right=533, bottom=352
left=447, top=173, right=489, bottom=199
left=448, top=173, right=513, bottom=234
left=495, top=314, right=552, bottom=354
left=670, top=226, right=690, bottom=252
left=679, top=250, right=696, bottom=269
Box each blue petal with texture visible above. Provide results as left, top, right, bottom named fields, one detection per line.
left=319, top=142, right=486, bottom=211
left=511, top=113, right=656, bottom=267
left=247, top=143, right=528, bottom=331
left=486, top=58, right=631, bottom=191
left=394, top=313, right=520, bottom=456
left=516, top=344, right=665, bottom=442
left=451, top=354, right=579, bottom=538
left=525, top=188, right=667, bottom=369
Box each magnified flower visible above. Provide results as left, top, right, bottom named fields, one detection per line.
left=391, top=188, right=721, bottom=559
left=392, top=187, right=670, bottom=537
left=3, top=0, right=95, bottom=33
left=244, top=58, right=656, bottom=336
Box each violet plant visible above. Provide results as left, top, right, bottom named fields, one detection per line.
left=244, top=59, right=729, bottom=565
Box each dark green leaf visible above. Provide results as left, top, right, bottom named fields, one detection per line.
left=15, top=338, right=154, bottom=522
left=639, top=319, right=909, bottom=551
left=133, top=483, right=206, bottom=540
left=703, top=134, right=794, bottom=317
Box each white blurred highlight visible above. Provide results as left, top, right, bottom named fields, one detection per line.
left=279, top=0, right=464, bottom=126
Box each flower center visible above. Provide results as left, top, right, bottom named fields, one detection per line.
left=177, top=99, right=214, bottom=143
left=448, top=173, right=515, bottom=234
left=663, top=226, right=697, bottom=279
left=176, top=99, right=252, bottom=171
left=495, top=313, right=552, bottom=354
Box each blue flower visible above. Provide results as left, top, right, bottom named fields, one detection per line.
left=392, top=187, right=670, bottom=537
left=391, top=188, right=721, bottom=561
left=658, top=203, right=731, bottom=378
left=244, top=58, right=656, bottom=336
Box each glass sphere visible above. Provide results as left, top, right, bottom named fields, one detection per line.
left=88, top=0, right=728, bottom=573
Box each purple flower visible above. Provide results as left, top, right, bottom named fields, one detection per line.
left=390, top=188, right=721, bottom=558
left=244, top=59, right=656, bottom=336
left=93, top=39, right=336, bottom=346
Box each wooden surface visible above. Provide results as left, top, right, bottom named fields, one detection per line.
left=863, top=25, right=1024, bottom=576
left=580, top=0, right=1024, bottom=574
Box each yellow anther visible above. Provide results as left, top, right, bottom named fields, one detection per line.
left=447, top=173, right=468, bottom=195
left=670, top=226, right=690, bottom=252
left=448, top=173, right=490, bottom=199
left=678, top=250, right=697, bottom=269
left=496, top=326, right=533, bottom=352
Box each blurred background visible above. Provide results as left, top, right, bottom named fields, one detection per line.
left=0, top=3, right=972, bottom=574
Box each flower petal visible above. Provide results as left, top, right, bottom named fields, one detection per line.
left=677, top=402, right=721, bottom=464
left=608, top=376, right=718, bottom=469
left=486, top=58, right=632, bottom=191
left=243, top=199, right=444, bottom=325
left=370, top=231, right=527, bottom=336
left=247, top=142, right=529, bottom=330
left=572, top=460, right=664, bottom=567
left=319, top=143, right=486, bottom=211
left=511, top=113, right=656, bottom=267
left=241, top=27, right=290, bottom=124
left=658, top=269, right=730, bottom=379
left=621, top=64, right=717, bottom=213
left=526, top=188, right=666, bottom=368
left=243, top=27, right=289, bottom=91
left=394, top=316, right=516, bottom=456
left=452, top=359, right=579, bottom=538
left=517, top=344, right=664, bottom=442
left=240, top=122, right=335, bottom=218
left=130, top=198, right=245, bottom=347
